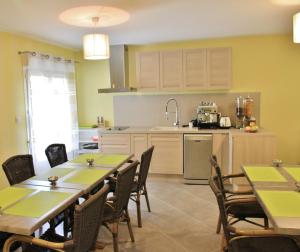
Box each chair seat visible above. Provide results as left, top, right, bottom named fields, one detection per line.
left=224, top=183, right=253, bottom=195
left=229, top=236, right=300, bottom=252
left=228, top=202, right=266, bottom=219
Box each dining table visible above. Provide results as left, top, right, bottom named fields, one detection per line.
left=241, top=164, right=300, bottom=235
left=0, top=152, right=134, bottom=236
left=20, top=153, right=134, bottom=194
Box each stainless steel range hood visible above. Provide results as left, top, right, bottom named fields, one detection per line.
left=98, top=45, right=136, bottom=93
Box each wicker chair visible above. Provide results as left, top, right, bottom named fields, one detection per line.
left=109, top=146, right=154, bottom=228
left=229, top=236, right=300, bottom=252
left=209, top=175, right=277, bottom=251
left=103, top=160, right=139, bottom=252
left=45, top=143, right=68, bottom=168
left=131, top=146, right=154, bottom=227
left=209, top=156, right=268, bottom=234
left=3, top=184, right=110, bottom=252
left=2, top=154, right=35, bottom=185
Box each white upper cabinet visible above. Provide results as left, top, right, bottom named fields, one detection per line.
left=160, top=50, right=183, bottom=89
left=136, top=47, right=231, bottom=91
left=183, top=48, right=207, bottom=88
left=207, top=47, right=232, bottom=88
left=136, top=51, right=160, bottom=90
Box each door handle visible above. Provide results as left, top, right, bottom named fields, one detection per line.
left=193, top=140, right=202, bottom=142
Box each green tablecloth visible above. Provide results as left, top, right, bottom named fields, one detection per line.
left=3, top=191, right=72, bottom=218
left=32, top=168, right=75, bottom=181
left=70, top=153, right=129, bottom=166
left=0, top=187, right=35, bottom=209
left=243, top=166, right=287, bottom=182
left=257, top=190, right=300, bottom=217
left=63, top=169, right=109, bottom=185
left=284, top=167, right=300, bottom=182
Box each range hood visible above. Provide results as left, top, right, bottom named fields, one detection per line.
left=98, top=45, right=136, bottom=93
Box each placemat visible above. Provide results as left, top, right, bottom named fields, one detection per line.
left=32, top=168, right=75, bottom=181
left=0, top=187, right=35, bottom=209
left=284, top=167, right=300, bottom=182
left=70, top=153, right=129, bottom=166
left=243, top=166, right=287, bottom=182
left=63, top=169, right=109, bottom=185
left=4, top=191, right=72, bottom=218
left=257, top=190, right=300, bottom=217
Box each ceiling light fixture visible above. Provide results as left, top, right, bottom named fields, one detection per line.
left=83, top=16, right=109, bottom=60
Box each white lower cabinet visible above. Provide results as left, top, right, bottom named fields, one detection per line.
left=100, top=134, right=131, bottom=154
left=147, top=134, right=183, bottom=174
left=99, top=131, right=277, bottom=178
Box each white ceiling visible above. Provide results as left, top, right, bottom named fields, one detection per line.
left=0, top=0, right=300, bottom=49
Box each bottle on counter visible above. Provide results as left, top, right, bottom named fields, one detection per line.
left=97, top=116, right=105, bottom=128
left=235, top=96, right=244, bottom=129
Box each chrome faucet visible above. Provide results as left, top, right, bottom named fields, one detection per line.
left=165, top=98, right=179, bottom=127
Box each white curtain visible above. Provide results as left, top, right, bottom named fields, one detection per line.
left=24, top=53, right=78, bottom=174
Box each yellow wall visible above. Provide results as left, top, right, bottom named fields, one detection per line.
left=0, top=32, right=76, bottom=188
left=76, top=34, right=300, bottom=164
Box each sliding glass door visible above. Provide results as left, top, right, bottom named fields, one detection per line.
left=24, top=54, right=78, bottom=173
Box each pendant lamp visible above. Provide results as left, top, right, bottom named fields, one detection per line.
left=83, top=17, right=110, bottom=60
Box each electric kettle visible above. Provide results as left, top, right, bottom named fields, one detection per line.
left=219, top=116, right=231, bottom=128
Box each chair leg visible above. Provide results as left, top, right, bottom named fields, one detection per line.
left=144, top=185, right=151, bottom=212
left=125, top=209, right=135, bottom=242
left=112, top=221, right=119, bottom=252
left=136, top=193, right=142, bottom=228
left=264, top=217, right=269, bottom=228
left=216, top=214, right=221, bottom=234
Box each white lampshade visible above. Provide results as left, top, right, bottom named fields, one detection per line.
left=293, top=12, right=300, bottom=43
left=83, top=33, right=110, bottom=60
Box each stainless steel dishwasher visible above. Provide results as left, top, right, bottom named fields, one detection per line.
left=184, top=134, right=212, bottom=184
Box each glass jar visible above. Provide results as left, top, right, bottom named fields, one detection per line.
left=244, top=96, right=254, bottom=118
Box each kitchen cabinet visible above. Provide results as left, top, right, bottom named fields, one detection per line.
left=147, top=134, right=183, bottom=174
left=212, top=133, right=229, bottom=175
left=207, top=47, right=231, bottom=88
left=130, top=134, right=148, bottom=161
left=100, top=134, right=131, bottom=154
left=136, top=47, right=231, bottom=91
left=136, top=51, right=160, bottom=90
left=183, top=48, right=207, bottom=88
left=231, top=133, right=277, bottom=184
left=160, top=50, right=183, bottom=89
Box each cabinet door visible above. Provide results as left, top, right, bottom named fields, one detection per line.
left=130, top=134, right=148, bottom=161
left=212, top=133, right=229, bottom=175
left=207, top=47, right=231, bottom=88
left=136, top=51, right=160, bottom=90
left=232, top=134, right=277, bottom=184
left=183, top=48, right=207, bottom=88
left=148, top=134, right=183, bottom=174
left=100, top=134, right=131, bottom=154
left=160, top=50, right=183, bottom=89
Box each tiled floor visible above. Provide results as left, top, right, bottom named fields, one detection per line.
left=98, top=175, right=222, bottom=252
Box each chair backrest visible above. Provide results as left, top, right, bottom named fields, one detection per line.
left=137, top=146, right=154, bottom=190
left=209, top=155, right=226, bottom=199
left=114, top=160, right=139, bottom=217
left=72, top=184, right=109, bottom=252
left=209, top=175, right=231, bottom=243
left=45, top=143, right=68, bottom=168
left=2, top=155, right=35, bottom=185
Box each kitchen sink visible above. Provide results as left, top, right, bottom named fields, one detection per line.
left=150, top=126, right=194, bottom=131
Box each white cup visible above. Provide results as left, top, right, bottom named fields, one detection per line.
left=189, top=122, right=193, bottom=128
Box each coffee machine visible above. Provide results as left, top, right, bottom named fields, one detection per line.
left=196, top=101, right=219, bottom=129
